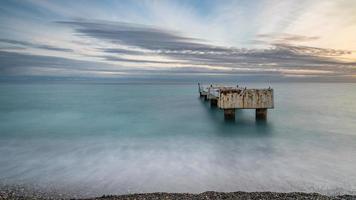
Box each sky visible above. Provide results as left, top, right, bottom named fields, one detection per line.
left=0, top=0, right=355, bottom=81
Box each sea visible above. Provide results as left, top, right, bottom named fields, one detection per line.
left=0, top=82, right=355, bottom=197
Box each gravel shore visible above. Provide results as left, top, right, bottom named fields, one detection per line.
left=83, top=192, right=356, bottom=200
left=1, top=190, right=356, bottom=200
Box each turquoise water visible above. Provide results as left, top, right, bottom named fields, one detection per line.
left=0, top=82, right=356, bottom=196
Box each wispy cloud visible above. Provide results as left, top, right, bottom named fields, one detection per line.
left=257, top=33, right=320, bottom=43
left=0, top=0, right=355, bottom=81
left=0, top=50, right=129, bottom=77
left=56, top=21, right=212, bottom=51
left=0, top=38, right=73, bottom=52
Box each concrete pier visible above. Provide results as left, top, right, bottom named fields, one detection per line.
left=256, top=108, right=267, bottom=120
left=198, top=83, right=274, bottom=120
left=210, top=99, right=218, bottom=107
left=224, top=109, right=235, bottom=120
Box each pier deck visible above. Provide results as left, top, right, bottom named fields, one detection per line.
left=198, top=83, right=274, bottom=120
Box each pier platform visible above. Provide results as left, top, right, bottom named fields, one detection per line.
left=198, top=83, right=274, bottom=120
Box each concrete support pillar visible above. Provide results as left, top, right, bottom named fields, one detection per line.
left=256, top=108, right=267, bottom=120
left=224, top=109, right=235, bottom=120
left=210, top=99, right=217, bottom=107
left=204, top=95, right=208, bottom=101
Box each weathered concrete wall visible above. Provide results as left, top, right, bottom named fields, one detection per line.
left=218, top=88, right=274, bottom=109
left=207, top=87, right=220, bottom=100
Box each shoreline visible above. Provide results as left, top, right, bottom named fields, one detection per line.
left=1, top=189, right=356, bottom=200
left=85, top=192, right=356, bottom=200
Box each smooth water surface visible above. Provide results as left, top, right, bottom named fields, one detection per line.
left=0, top=82, right=356, bottom=196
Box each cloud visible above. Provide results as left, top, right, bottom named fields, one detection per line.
left=257, top=33, right=320, bottom=43
left=1, top=14, right=355, bottom=81
left=100, top=55, right=183, bottom=65
left=58, top=19, right=353, bottom=59
left=0, top=50, right=127, bottom=76
left=0, top=39, right=74, bottom=52
left=100, top=48, right=147, bottom=56
left=50, top=20, right=355, bottom=79
left=56, top=20, right=225, bottom=52
left=274, top=43, right=352, bottom=57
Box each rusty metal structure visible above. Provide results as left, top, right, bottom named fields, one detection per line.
left=198, top=83, right=274, bottom=120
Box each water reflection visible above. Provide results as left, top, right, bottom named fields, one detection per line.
left=198, top=97, right=273, bottom=137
